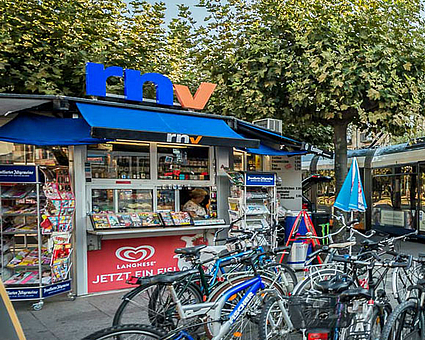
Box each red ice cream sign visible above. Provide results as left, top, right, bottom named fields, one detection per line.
left=87, top=236, right=187, bottom=293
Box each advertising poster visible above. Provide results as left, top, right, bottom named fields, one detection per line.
left=87, top=234, right=209, bottom=293
left=270, top=156, right=302, bottom=211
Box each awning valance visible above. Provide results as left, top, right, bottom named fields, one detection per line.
left=77, top=103, right=259, bottom=149
left=244, top=143, right=307, bottom=156
left=0, top=112, right=107, bottom=146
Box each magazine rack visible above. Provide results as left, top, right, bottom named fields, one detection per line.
left=0, top=165, right=74, bottom=310
left=226, top=171, right=278, bottom=247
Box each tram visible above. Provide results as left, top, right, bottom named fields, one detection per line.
left=302, top=139, right=425, bottom=238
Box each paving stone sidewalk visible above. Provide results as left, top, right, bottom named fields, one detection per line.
left=13, top=240, right=424, bottom=340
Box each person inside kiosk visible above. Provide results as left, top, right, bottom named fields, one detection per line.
left=182, top=188, right=209, bottom=219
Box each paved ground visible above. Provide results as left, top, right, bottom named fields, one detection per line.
left=13, top=240, right=425, bottom=340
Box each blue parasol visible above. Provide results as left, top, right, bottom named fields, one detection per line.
left=334, top=157, right=367, bottom=212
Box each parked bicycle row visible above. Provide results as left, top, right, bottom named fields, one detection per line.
left=81, top=215, right=424, bottom=340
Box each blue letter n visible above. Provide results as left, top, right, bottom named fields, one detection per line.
left=86, top=62, right=123, bottom=97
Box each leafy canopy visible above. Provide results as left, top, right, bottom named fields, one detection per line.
left=197, top=0, right=425, bottom=148
left=0, top=0, right=201, bottom=96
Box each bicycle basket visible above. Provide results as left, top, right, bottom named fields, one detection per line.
left=288, top=295, right=353, bottom=329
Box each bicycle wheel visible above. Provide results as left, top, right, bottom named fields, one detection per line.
left=262, top=263, right=298, bottom=295
left=258, top=296, right=294, bottom=340
left=205, top=275, right=285, bottom=340
left=381, top=300, right=425, bottom=340
left=292, top=268, right=346, bottom=296
left=82, top=324, right=167, bottom=340
left=392, top=262, right=423, bottom=304
left=113, top=281, right=202, bottom=329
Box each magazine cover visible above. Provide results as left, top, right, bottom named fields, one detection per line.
left=51, top=257, right=71, bottom=282
left=130, top=213, right=142, bottom=227
left=170, top=211, right=193, bottom=226
left=160, top=212, right=174, bottom=226
left=92, top=214, right=110, bottom=229
left=120, top=214, right=133, bottom=228
left=107, top=214, right=120, bottom=228
left=139, top=212, right=162, bottom=227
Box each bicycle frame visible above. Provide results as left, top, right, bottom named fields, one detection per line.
left=166, top=275, right=266, bottom=340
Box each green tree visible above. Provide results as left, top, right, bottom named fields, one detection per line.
left=0, top=0, right=201, bottom=98
left=198, top=0, right=425, bottom=193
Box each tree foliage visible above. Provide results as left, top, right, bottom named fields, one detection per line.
left=0, top=0, right=201, bottom=96
left=197, top=0, right=425, bottom=192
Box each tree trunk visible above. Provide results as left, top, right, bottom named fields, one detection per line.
left=333, top=121, right=349, bottom=196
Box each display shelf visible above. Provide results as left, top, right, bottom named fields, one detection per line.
left=0, top=165, right=74, bottom=307
left=87, top=219, right=228, bottom=239
left=226, top=171, right=278, bottom=246
left=3, top=230, right=38, bottom=235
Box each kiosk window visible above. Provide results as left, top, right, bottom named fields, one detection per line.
left=157, top=145, right=209, bottom=180
left=118, top=189, right=153, bottom=213
left=87, top=143, right=150, bottom=179
left=157, top=189, right=175, bottom=211
left=247, top=154, right=262, bottom=171
left=92, top=189, right=114, bottom=213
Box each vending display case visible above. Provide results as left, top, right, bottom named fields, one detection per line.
left=227, top=171, right=278, bottom=232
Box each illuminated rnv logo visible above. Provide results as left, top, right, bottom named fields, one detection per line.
left=166, top=133, right=202, bottom=144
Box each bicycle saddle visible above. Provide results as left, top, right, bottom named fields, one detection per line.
left=174, top=244, right=207, bottom=256
left=136, top=268, right=199, bottom=286
left=314, top=279, right=353, bottom=294
left=339, top=287, right=372, bottom=302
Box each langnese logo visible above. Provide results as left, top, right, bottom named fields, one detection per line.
left=115, top=245, right=155, bottom=263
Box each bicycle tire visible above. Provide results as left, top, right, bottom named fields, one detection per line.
left=258, top=296, right=294, bottom=340
left=380, top=300, right=425, bottom=340
left=112, top=281, right=202, bottom=328
left=82, top=324, right=167, bottom=340
left=392, top=263, right=423, bottom=304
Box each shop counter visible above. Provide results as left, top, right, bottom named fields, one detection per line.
left=86, top=220, right=228, bottom=239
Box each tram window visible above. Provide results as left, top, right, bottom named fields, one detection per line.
left=372, top=167, right=417, bottom=230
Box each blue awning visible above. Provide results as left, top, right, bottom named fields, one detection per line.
left=244, top=143, right=307, bottom=156
left=0, top=112, right=107, bottom=146
left=237, top=121, right=302, bottom=146
left=77, top=103, right=259, bottom=148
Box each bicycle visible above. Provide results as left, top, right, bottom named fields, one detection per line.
left=85, top=248, right=287, bottom=340
left=113, top=222, right=297, bottom=327
left=381, top=274, right=425, bottom=340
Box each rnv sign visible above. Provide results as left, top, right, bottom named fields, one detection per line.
left=86, top=62, right=216, bottom=110
left=166, top=133, right=202, bottom=144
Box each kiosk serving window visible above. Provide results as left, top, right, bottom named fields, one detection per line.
left=157, top=145, right=210, bottom=180
left=157, top=189, right=175, bottom=211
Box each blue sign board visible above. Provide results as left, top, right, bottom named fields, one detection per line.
left=7, top=287, right=40, bottom=300
left=246, top=173, right=275, bottom=186
left=0, top=165, right=37, bottom=183
left=42, top=280, right=71, bottom=298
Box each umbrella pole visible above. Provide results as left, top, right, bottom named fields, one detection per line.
left=349, top=210, right=354, bottom=255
